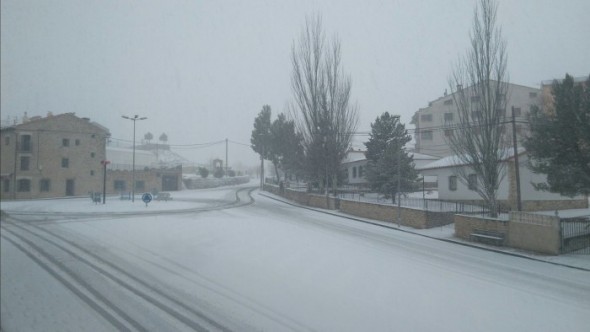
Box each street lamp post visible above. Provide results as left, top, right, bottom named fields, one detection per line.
left=122, top=115, right=147, bottom=202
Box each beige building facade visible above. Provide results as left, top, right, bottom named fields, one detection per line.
left=1, top=113, right=110, bottom=199
left=413, top=82, right=542, bottom=157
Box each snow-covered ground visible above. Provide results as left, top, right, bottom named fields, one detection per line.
left=2, top=185, right=589, bottom=331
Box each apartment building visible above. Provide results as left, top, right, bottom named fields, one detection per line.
left=413, top=82, right=542, bottom=157
left=0, top=113, right=110, bottom=199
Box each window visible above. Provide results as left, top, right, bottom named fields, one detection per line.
left=470, top=95, right=481, bottom=103
left=20, top=156, right=30, bottom=171
left=91, top=134, right=96, bottom=138
left=135, top=181, right=145, bottom=191
left=529, top=92, right=538, bottom=98
left=420, top=130, right=433, bottom=140
left=4, top=136, right=10, bottom=146
left=444, top=129, right=454, bottom=137
left=444, top=99, right=453, bottom=105
left=359, top=165, right=364, bottom=178
left=90, top=170, right=95, bottom=176
left=420, top=114, right=433, bottom=122
left=472, top=111, right=482, bottom=120
left=444, top=113, right=454, bottom=122
left=114, top=180, right=126, bottom=191
left=75, top=139, right=80, bottom=146
left=61, top=158, right=69, bottom=168
left=62, top=138, right=70, bottom=147
left=91, top=152, right=95, bottom=158
left=40, top=179, right=50, bottom=192
left=468, top=174, right=477, bottom=190
left=20, top=135, right=31, bottom=152
left=17, top=179, right=31, bottom=192
left=3, top=179, right=9, bottom=193
left=449, top=176, right=457, bottom=191
left=512, top=107, right=522, bottom=117
left=352, top=167, right=357, bottom=178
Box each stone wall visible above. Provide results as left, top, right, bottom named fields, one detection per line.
left=184, top=176, right=250, bottom=189
left=340, top=199, right=431, bottom=228
left=521, top=199, right=588, bottom=211
left=264, top=184, right=454, bottom=229
left=508, top=212, right=561, bottom=255
left=454, top=214, right=509, bottom=241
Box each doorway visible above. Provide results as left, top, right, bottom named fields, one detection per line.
left=66, top=179, right=75, bottom=196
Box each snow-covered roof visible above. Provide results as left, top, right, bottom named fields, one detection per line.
left=341, top=150, right=366, bottom=164
left=409, top=152, right=439, bottom=161
left=341, top=150, right=440, bottom=165
left=417, top=147, right=526, bottom=171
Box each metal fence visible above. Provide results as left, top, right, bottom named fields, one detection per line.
left=336, top=191, right=504, bottom=217
left=560, top=216, right=590, bottom=254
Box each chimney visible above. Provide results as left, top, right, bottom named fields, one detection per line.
left=456, top=84, right=463, bottom=91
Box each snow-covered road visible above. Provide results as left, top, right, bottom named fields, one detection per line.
left=2, top=185, right=589, bottom=331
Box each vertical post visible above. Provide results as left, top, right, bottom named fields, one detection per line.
left=225, top=138, right=228, bottom=176
left=132, top=119, right=136, bottom=202
left=102, top=161, right=107, bottom=204
left=260, top=145, right=264, bottom=190
left=397, top=146, right=401, bottom=227
left=13, top=131, right=18, bottom=199
left=511, top=106, right=522, bottom=211
left=122, top=115, right=146, bottom=203
left=422, top=176, right=426, bottom=209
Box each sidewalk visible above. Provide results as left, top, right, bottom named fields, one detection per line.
left=259, top=191, right=590, bottom=271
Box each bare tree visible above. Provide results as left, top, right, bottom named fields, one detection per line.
left=159, top=133, right=168, bottom=144
left=290, top=14, right=359, bottom=193
left=447, top=0, right=509, bottom=215
left=144, top=132, right=153, bottom=144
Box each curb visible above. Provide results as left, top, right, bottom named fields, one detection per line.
left=258, top=191, right=590, bottom=272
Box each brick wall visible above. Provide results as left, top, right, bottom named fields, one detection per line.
left=454, top=214, right=509, bottom=240
left=508, top=212, right=561, bottom=255
left=264, top=184, right=454, bottom=229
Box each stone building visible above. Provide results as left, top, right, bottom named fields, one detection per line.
left=0, top=113, right=110, bottom=199
left=413, top=82, right=542, bottom=157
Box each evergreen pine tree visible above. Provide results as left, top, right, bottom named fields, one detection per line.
left=525, top=74, right=590, bottom=196
left=364, top=112, right=417, bottom=202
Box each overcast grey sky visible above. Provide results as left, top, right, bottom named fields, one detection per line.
left=2, top=0, right=588, bottom=167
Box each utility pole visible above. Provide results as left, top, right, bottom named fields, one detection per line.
left=260, top=144, right=264, bottom=189
left=101, top=160, right=110, bottom=204
left=511, top=106, right=522, bottom=211
left=397, top=145, right=401, bottom=227
left=225, top=138, right=228, bottom=176
left=13, top=131, right=18, bottom=199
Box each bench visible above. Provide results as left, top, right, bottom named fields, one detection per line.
left=470, top=230, right=505, bottom=246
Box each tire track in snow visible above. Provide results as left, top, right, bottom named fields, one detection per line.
left=0, top=229, right=146, bottom=332
left=1, top=220, right=231, bottom=332
left=2, top=187, right=311, bottom=331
